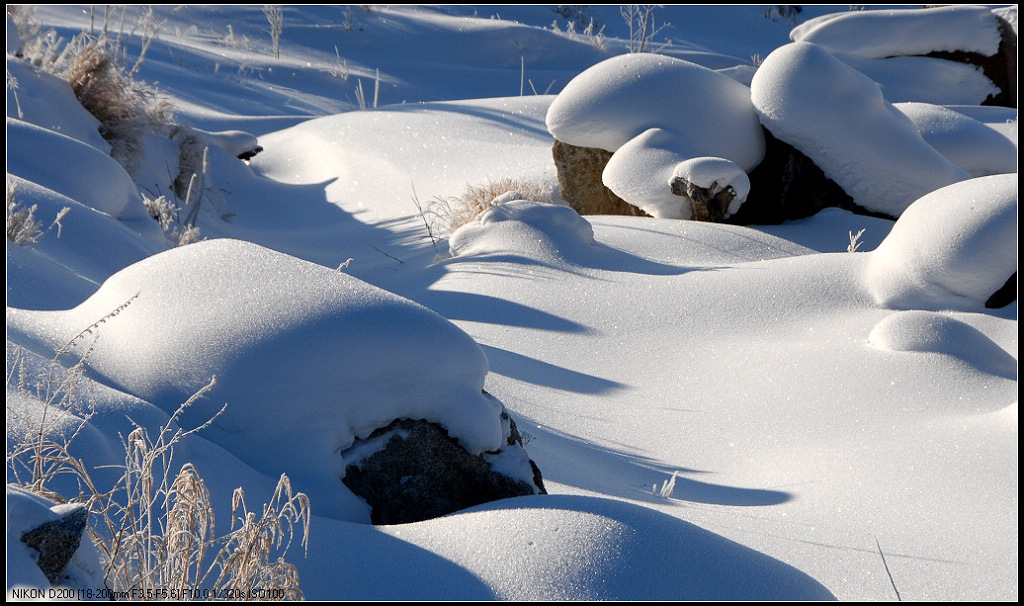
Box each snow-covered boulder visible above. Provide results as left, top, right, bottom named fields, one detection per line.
left=864, top=174, right=1017, bottom=310
left=791, top=6, right=1002, bottom=59
left=750, top=42, right=971, bottom=219
left=791, top=5, right=1016, bottom=106
left=5, top=239, right=544, bottom=522
left=546, top=53, right=764, bottom=220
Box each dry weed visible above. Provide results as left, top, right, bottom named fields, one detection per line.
left=7, top=179, right=70, bottom=247
left=420, top=178, right=553, bottom=238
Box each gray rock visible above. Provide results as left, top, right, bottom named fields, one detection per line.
left=21, top=503, right=89, bottom=585
left=342, top=412, right=545, bottom=525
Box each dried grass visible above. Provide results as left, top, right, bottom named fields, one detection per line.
left=419, top=178, right=553, bottom=238
left=64, top=41, right=173, bottom=175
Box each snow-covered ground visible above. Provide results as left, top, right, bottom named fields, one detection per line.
left=6, top=5, right=1017, bottom=601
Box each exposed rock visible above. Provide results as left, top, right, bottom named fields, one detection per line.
left=342, top=413, right=546, bottom=525
left=21, top=504, right=90, bottom=585
left=551, top=139, right=648, bottom=217
left=670, top=176, right=737, bottom=223
left=731, top=128, right=866, bottom=225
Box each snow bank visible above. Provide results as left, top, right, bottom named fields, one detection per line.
left=6, top=60, right=110, bottom=152
left=545, top=52, right=764, bottom=166
left=7, top=118, right=148, bottom=221
left=790, top=5, right=1002, bottom=59
left=865, top=174, right=1017, bottom=310
left=5, top=239, right=516, bottom=521
left=750, top=42, right=970, bottom=217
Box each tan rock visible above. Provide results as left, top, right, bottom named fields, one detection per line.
left=552, top=139, right=648, bottom=217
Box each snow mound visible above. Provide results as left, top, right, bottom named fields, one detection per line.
left=545, top=52, right=764, bottom=169
left=894, top=102, right=1018, bottom=178
left=601, top=128, right=695, bottom=219
left=385, top=495, right=836, bottom=601
left=869, top=310, right=1017, bottom=379
left=865, top=174, right=1017, bottom=310
left=5, top=239, right=515, bottom=521
left=449, top=200, right=595, bottom=260
left=750, top=42, right=970, bottom=217
left=790, top=5, right=1002, bottom=59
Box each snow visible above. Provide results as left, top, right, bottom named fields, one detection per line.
left=788, top=6, right=1005, bottom=106
left=6, top=238, right=537, bottom=522
left=6, top=5, right=1018, bottom=602
left=6, top=486, right=105, bottom=593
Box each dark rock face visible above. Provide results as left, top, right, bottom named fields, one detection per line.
left=342, top=415, right=545, bottom=525
left=552, top=139, right=649, bottom=217
left=730, top=128, right=878, bottom=225
left=21, top=504, right=90, bottom=585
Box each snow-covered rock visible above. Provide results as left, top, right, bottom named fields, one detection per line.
left=5, top=239, right=538, bottom=522
left=865, top=173, right=1017, bottom=310
left=546, top=52, right=764, bottom=165
left=546, top=53, right=764, bottom=219
left=750, top=42, right=971, bottom=218
left=836, top=53, right=999, bottom=105
left=791, top=6, right=1013, bottom=106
